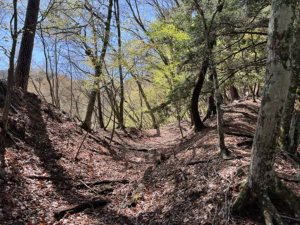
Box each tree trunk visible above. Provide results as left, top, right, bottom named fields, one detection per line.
left=278, top=22, right=300, bottom=154
left=81, top=0, right=113, bottom=131
left=223, top=89, right=230, bottom=103
left=203, top=93, right=217, bottom=122
left=131, top=73, right=160, bottom=136
left=114, top=0, right=124, bottom=129
left=54, top=36, right=60, bottom=109
left=208, top=46, right=230, bottom=158
left=230, top=85, right=240, bottom=102
left=232, top=0, right=300, bottom=223
left=97, top=90, right=105, bottom=128
left=14, top=0, right=40, bottom=91
left=191, top=58, right=209, bottom=132
left=1, top=0, right=18, bottom=132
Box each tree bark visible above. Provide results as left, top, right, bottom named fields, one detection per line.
left=81, top=0, right=113, bottom=131
left=97, top=90, right=105, bottom=128
left=114, top=0, right=124, bottom=129
left=131, top=72, right=160, bottom=135
left=232, top=0, right=300, bottom=222
left=230, top=85, right=240, bottom=102
left=14, top=0, right=40, bottom=91
left=279, top=22, right=300, bottom=154
left=191, top=58, right=209, bottom=132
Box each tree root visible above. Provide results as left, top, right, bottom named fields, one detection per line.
left=232, top=178, right=300, bottom=225
left=258, top=194, right=284, bottom=225
left=221, top=148, right=231, bottom=159
left=53, top=199, right=110, bottom=219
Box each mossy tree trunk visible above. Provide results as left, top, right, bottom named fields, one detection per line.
left=232, top=0, right=300, bottom=223
left=278, top=21, right=300, bottom=155
left=191, top=57, right=209, bottom=132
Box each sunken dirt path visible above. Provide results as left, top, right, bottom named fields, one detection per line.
left=0, top=87, right=300, bottom=225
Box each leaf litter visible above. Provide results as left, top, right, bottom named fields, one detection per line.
left=0, top=82, right=300, bottom=224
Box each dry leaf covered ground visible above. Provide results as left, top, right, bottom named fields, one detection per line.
left=0, top=81, right=300, bottom=225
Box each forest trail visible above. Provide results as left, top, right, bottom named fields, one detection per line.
left=1, top=81, right=300, bottom=224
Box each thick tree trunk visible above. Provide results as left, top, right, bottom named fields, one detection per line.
left=279, top=23, right=300, bottom=154
left=191, top=58, right=209, bottom=132
left=230, top=85, right=240, bottom=102
left=14, top=0, right=40, bottom=91
left=232, top=0, right=300, bottom=223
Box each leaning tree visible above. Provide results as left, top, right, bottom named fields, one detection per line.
left=232, top=0, right=300, bottom=223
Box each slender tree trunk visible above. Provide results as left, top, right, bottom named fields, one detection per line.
left=191, top=58, right=209, bottom=132
left=203, top=92, right=217, bottom=122
left=14, top=0, right=40, bottom=91
left=1, top=0, right=18, bottom=141
left=54, top=36, right=60, bottom=109
left=230, top=85, right=240, bottom=102
left=97, top=90, right=105, bottom=128
left=40, top=27, right=55, bottom=104
left=131, top=73, right=160, bottom=135
left=81, top=0, right=113, bottom=131
left=114, top=0, right=124, bottom=129
left=208, top=47, right=230, bottom=158
left=232, top=0, right=300, bottom=222
left=256, top=84, right=260, bottom=97
left=249, top=85, right=256, bottom=102
left=223, top=89, right=230, bottom=103
left=70, top=65, right=73, bottom=117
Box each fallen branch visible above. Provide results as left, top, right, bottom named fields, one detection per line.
left=53, top=199, right=111, bottom=219
left=225, top=132, right=254, bottom=139
left=128, top=147, right=148, bottom=152
left=187, top=160, right=209, bottom=166
left=75, top=179, right=129, bottom=188
left=280, top=215, right=300, bottom=222
left=27, top=176, right=72, bottom=180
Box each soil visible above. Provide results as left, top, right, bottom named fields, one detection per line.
left=0, top=80, right=300, bottom=225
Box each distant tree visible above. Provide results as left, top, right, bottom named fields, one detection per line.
left=81, top=0, right=113, bottom=131
left=14, top=0, right=40, bottom=91
left=232, top=0, right=300, bottom=222
left=230, top=85, right=239, bottom=102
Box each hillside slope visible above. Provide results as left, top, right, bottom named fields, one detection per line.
left=0, top=80, right=300, bottom=224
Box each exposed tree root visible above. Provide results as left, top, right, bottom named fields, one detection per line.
left=258, top=194, right=284, bottom=225
left=232, top=178, right=300, bottom=225
left=225, top=132, right=254, bottom=139
left=1, top=121, right=20, bottom=149
left=221, top=148, right=231, bottom=159
left=75, top=179, right=129, bottom=188
left=27, top=176, right=72, bottom=180
left=53, top=199, right=111, bottom=219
